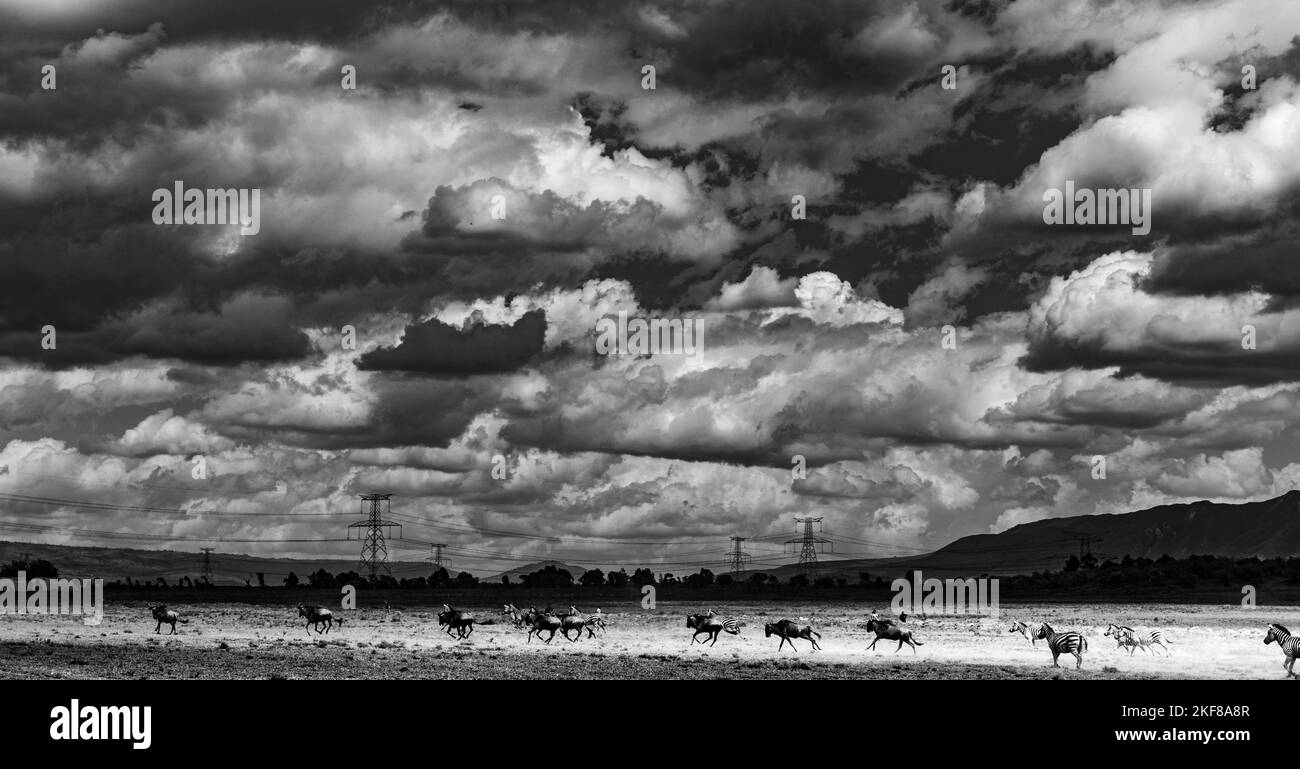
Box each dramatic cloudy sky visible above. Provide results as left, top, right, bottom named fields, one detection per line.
left=2, top=0, right=1300, bottom=575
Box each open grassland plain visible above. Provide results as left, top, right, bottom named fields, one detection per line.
left=0, top=600, right=1290, bottom=680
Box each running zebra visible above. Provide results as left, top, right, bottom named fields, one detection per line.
left=1009, top=620, right=1038, bottom=646
left=579, top=607, right=607, bottom=638
left=1034, top=622, right=1087, bottom=670
left=1264, top=623, right=1300, bottom=679
left=1106, top=624, right=1173, bottom=656
left=502, top=603, right=528, bottom=628
left=686, top=612, right=741, bottom=646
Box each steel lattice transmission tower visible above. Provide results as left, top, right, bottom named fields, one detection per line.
left=348, top=494, right=402, bottom=579
left=197, top=548, right=220, bottom=583
left=786, top=517, right=833, bottom=575
left=727, top=536, right=751, bottom=576
left=426, top=543, right=450, bottom=572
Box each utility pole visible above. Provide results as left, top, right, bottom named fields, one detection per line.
left=348, top=494, right=402, bottom=579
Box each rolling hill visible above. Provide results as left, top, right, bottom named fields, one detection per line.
left=753, top=490, right=1300, bottom=580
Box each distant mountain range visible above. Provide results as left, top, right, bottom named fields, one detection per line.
left=5, top=491, right=1300, bottom=583
left=755, top=490, right=1300, bottom=580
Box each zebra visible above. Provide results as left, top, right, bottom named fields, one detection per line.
left=502, top=603, right=528, bottom=628
left=150, top=605, right=188, bottom=635
left=1034, top=622, right=1087, bottom=670
left=1106, top=624, right=1173, bottom=656
left=1009, top=620, right=1037, bottom=645
left=686, top=613, right=741, bottom=646
left=1104, top=623, right=1132, bottom=651
left=298, top=605, right=341, bottom=635
left=1264, top=623, right=1300, bottom=679
left=764, top=619, right=821, bottom=652
left=579, top=607, right=607, bottom=638
left=865, top=618, right=923, bottom=653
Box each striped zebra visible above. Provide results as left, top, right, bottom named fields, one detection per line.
left=1106, top=624, right=1172, bottom=656
left=1264, top=623, right=1300, bottom=679
left=1009, top=620, right=1037, bottom=646
left=1034, top=622, right=1087, bottom=670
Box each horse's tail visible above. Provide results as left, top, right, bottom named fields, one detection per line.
left=178, top=617, right=189, bottom=624
left=912, top=637, right=923, bottom=645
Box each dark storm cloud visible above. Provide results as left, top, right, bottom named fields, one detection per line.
left=0, top=295, right=312, bottom=368
left=1143, top=214, right=1300, bottom=302
left=911, top=46, right=1113, bottom=186
left=357, top=310, right=546, bottom=376
left=1019, top=339, right=1300, bottom=389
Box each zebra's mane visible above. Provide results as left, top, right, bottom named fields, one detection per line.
left=1271, top=623, right=1291, bottom=635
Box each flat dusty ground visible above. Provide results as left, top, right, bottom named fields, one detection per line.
left=0, top=600, right=1290, bottom=679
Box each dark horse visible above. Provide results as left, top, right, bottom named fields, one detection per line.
left=764, top=619, right=821, bottom=652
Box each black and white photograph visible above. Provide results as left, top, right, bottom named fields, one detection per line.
left=0, top=0, right=1298, bottom=749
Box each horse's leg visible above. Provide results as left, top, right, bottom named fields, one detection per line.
left=155, top=621, right=162, bottom=634
left=867, top=637, right=879, bottom=651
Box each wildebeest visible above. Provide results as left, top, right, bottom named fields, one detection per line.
left=150, top=605, right=188, bottom=635
left=298, top=605, right=341, bottom=635
left=866, top=618, right=923, bottom=653
left=557, top=607, right=590, bottom=642
left=565, top=606, right=606, bottom=639
left=523, top=606, right=563, bottom=644
left=764, top=619, right=821, bottom=652
left=438, top=604, right=492, bottom=639
left=687, top=612, right=742, bottom=647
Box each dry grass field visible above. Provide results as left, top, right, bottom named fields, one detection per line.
left=0, top=600, right=1291, bottom=679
